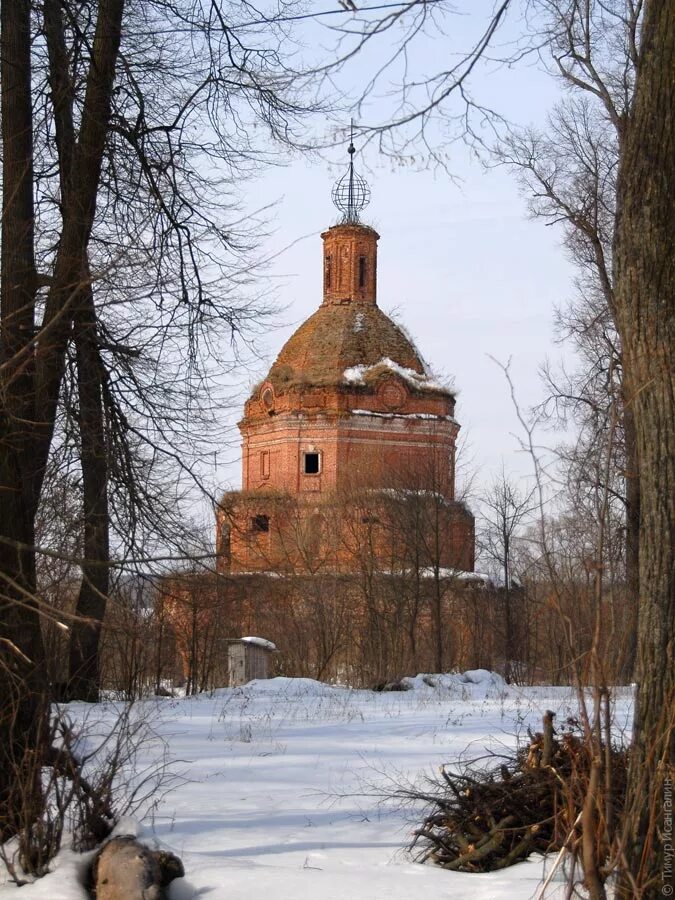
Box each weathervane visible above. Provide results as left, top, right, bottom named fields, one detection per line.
left=331, top=121, right=371, bottom=224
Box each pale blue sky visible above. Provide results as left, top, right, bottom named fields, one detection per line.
left=204, top=1, right=578, bottom=507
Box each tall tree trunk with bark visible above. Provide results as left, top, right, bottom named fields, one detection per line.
left=622, top=406, right=640, bottom=681
left=44, top=0, right=113, bottom=702
left=68, top=278, right=110, bottom=702
left=0, top=0, right=48, bottom=839
left=614, top=0, right=675, bottom=893
left=1, top=0, right=125, bottom=835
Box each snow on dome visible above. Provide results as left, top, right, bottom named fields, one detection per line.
left=240, top=636, right=277, bottom=652
left=343, top=357, right=449, bottom=392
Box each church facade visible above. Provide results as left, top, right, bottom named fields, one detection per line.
left=155, top=159, right=500, bottom=688
left=217, top=199, right=474, bottom=577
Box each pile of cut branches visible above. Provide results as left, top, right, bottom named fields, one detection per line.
left=409, top=712, right=627, bottom=872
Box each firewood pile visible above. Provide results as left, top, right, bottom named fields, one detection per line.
left=410, top=712, right=627, bottom=872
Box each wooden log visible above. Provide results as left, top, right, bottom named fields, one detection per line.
left=495, top=829, right=535, bottom=868
left=91, top=836, right=184, bottom=899
left=444, top=815, right=516, bottom=871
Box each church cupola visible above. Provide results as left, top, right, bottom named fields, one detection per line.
left=322, top=129, right=379, bottom=306
left=321, top=224, right=379, bottom=305
left=220, top=130, right=475, bottom=578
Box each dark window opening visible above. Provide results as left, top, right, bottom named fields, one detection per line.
left=358, top=256, right=367, bottom=288
left=220, top=521, right=231, bottom=542
left=325, top=255, right=332, bottom=289
left=219, top=522, right=231, bottom=559
left=261, top=387, right=274, bottom=410
left=251, top=514, right=269, bottom=533
left=303, top=452, right=320, bottom=475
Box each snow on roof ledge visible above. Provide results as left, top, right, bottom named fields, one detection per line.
left=239, top=636, right=278, bottom=652
left=351, top=409, right=457, bottom=423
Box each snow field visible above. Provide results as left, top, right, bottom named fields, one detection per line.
left=0, top=675, right=634, bottom=899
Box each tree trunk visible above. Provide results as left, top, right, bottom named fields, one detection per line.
left=32, top=0, right=125, bottom=498
left=68, top=276, right=110, bottom=702
left=621, top=405, right=640, bottom=681
left=432, top=578, right=443, bottom=673
left=0, top=0, right=49, bottom=839
left=1, top=0, right=125, bottom=835
left=614, top=0, right=675, bottom=894
left=503, top=543, right=513, bottom=683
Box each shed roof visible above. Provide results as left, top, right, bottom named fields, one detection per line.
left=233, top=636, right=278, bottom=652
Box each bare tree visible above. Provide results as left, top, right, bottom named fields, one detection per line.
left=1, top=0, right=319, bottom=849
left=612, top=5, right=674, bottom=892
left=502, top=3, right=673, bottom=887
left=479, top=470, right=534, bottom=682
left=496, top=8, right=641, bottom=678
left=320, top=1, right=672, bottom=888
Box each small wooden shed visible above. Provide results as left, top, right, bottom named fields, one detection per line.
left=227, top=636, right=278, bottom=686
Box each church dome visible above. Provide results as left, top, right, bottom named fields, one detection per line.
left=255, top=221, right=451, bottom=400
left=266, top=301, right=440, bottom=393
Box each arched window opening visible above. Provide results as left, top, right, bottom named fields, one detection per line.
left=358, top=255, right=367, bottom=288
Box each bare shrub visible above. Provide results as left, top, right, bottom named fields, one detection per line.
left=0, top=701, right=173, bottom=883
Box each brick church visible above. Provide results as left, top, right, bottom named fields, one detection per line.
left=159, top=147, right=488, bottom=689
left=217, top=151, right=474, bottom=578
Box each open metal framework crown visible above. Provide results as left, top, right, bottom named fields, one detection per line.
left=331, top=124, right=371, bottom=224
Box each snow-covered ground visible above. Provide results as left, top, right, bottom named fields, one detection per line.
left=0, top=674, right=634, bottom=899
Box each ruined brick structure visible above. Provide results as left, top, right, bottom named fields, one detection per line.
left=217, top=218, right=475, bottom=575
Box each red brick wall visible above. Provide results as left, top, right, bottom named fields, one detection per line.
left=321, top=224, right=379, bottom=305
